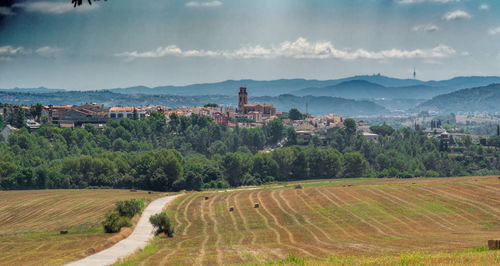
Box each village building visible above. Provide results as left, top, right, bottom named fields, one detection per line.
left=109, top=106, right=147, bottom=119
left=46, top=104, right=108, bottom=126
left=237, top=87, right=276, bottom=118
left=362, top=131, right=379, bottom=141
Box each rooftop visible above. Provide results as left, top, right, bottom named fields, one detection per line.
left=109, top=106, right=139, bottom=112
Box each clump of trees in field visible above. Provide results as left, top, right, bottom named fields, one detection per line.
left=103, top=199, right=145, bottom=233
left=0, top=111, right=499, bottom=191
left=150, top=212, right=174, bottom=237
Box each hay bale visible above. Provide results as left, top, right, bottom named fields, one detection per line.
left=148, top=191, right=152, bottom=194
left=129, top=189, right=137, bottom=192
left=60, top=230, right=68, bottom=235
left=229, top=207, right=234, bottom=212
left=254, top=203, right=259, bottom=208
left=294, top=184, right=303, bottom=189
left=488, top=240, right=500, bottom=250
left=204, top=196, right=209, bottom=200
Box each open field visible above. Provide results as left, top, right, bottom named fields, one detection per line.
left=119, top=176, right=500, bottom=265
left=0, top=189, right=167, bottom=265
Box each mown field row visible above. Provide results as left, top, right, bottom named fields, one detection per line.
left=0, top=189, right=165, bottom=265
left=120, top=176, right=500, bottom=265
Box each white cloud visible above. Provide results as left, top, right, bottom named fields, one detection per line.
left=0, top=45, right=62, bottom=61
left=185, top=1, right=223, bottom=8
left=412, top=24, right=439, bottom=32
left=0, top=46, right=26, bottom=61
left=442, top=10, right=471, bottom=21
left=479, top=4, right=489, bottom=11
left=0, top=7, right=15, bottom=16
left=116, top=37, right=460, bottom=61
left=13, top=1, right=98, bottom=15
left=488, top=27, right=500, bottom=35
left=35, top=46, right=63, bottom=57
left=396, top=0, right=460, bottom=4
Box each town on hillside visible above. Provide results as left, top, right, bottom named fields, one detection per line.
left=1, top=87, right=347, bottom=143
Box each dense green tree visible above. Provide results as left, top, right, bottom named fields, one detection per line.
left=343, top=152, right=367, bottom=178
left=286, top=127, right=297, bottom=146
left=288, top=108, right=303, bottom=120
left=149, top=212, right=174, bottom=237
left=132, top=108, right=139, bottom=120
left=488, top=135, right=500, bottom=148
left=344, top=118, right=357, bottom=136
left=252, top=153, right=278, bottom=181
left=15, top=107, right=26, bottom=128
left=369, top=123, right=394, bottom=136
left=220, top=152, right=244, bottom=186
left=265, top=118, right=284, bottom=145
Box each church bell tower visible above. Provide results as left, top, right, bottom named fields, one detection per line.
left=238, top=87, right=248, bottom=112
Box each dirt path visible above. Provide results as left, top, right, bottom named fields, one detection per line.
left=66, top=194, right=179, bottom=266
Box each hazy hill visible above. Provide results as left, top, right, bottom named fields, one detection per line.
left=415, top=83, right=500, bottom=113
left=4, top=75, right=500, bottom=98
left=0, top=87, right=63, bottom=93
left=293, top=80, right=457, bottom=100
left=110, top=79, right=341, bottom=97
left=253, top=94, right=388, bottom=116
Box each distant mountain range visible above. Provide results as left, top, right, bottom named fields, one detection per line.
left=2, top=75, right=500, bottom=115
left=291, top=80, right=454, bottom=99
left=108, top=75, right=500, bottom=98
left=415, top=83, right=500, bottom=114
left=4, top=75, right=500, bottom=99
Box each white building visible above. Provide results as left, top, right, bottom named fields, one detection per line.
left=109, top=106, right=146, bottom=119
left=362, top=132, right=379, bottom=141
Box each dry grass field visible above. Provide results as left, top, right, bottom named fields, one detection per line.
left=119, top=176, right=500, bottom=265
left=0, top=189, right=166, bottom=265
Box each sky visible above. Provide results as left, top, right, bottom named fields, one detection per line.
left=0, top=0, right=499, bottom=90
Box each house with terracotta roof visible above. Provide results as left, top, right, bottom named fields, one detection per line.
left=109, top=106, right=146, bottom=119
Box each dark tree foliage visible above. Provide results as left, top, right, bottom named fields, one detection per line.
left=370, top=123, right=395, bottom=136
left=1, top=111, right=499, bottom=191
left=72, top=0, right=103, bottom=7
left=150, top=212, right=174, bottom=237
left=288, top=108, right=303, bottom=120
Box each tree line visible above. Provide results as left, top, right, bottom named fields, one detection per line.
left=1, top=111, right=500, bottom=191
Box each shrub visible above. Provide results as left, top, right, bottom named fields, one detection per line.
left=425, top=170, right=440, bottom=177
left=149, top=212, right=174, bottom=237
left=103, top=211, right=131, bottom=233
left=115, top=198, right=145, bottom=218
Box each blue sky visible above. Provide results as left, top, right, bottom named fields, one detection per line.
left=0, top=0, right=499, bottom=90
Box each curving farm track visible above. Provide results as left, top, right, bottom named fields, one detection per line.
left=66, top=195, right=179, bottom=266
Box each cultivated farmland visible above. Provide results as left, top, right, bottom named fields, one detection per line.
left=120, top=176, right=500, bottom=265
left=0, top=189, right=165, bottom=265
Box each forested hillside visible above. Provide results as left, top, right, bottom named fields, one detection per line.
left=1, top=112, right=500, bottom=191
left=416, top=83, right=500, bottom=113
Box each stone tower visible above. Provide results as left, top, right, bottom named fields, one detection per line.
left=238, top=87, right=248, bottom=112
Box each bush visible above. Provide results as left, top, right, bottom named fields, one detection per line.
left=149, top=212, right=174, bottom=237
left=425, top=170, right=440, bottom=177
left=103, top=211, right=131, bottom=233
left=115, top=198, right=145, bottom=218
